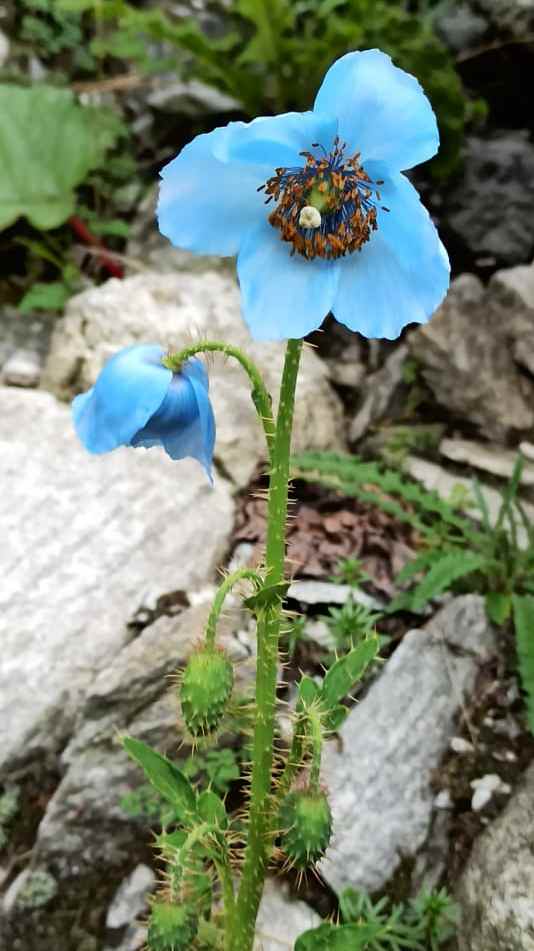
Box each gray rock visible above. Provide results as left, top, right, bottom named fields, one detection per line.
left=433, top=3, right=488, bottom=51
left=0, top=387, right=234, bottom=773
left=456, top=761, right=534, bottom=951
left=106, top=864, right=155, bottom=929
left=409, top=273, right=534, bottom=440
left=43, top=271, right=346, bottom=487
left=489, top=258, right=534, bottom=376
left=350, top=344, right=408, bottom=443
left=439, top=437, right=534, bottom=486
left=104, top=925, right=147, bottom=951
left=446, top=132, right=534, bottom=266
left=3, top=869, right=58, bottom=913
left=0, top=30, right=10, bottom=68
left=146, top=76, right=240, bottom=115
left=254, top=878, right=321, bottom=951
left=0, top=307, right=54, bottom=373
left=477, top=0, right=534, bottom=39
left=320, top=596, right=496, bottom=894
left=2, top=348, right=42, bottom=387
left=287, top=580, right=384, bottom=611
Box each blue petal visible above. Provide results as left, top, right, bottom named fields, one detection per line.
left=131, top=359, right=215, bottom=480
left=72, top=345, right=171, bottom=453
left=313, top=50, right=439, bottom=173
left=237, top=220, right=339, bottom=341
left=332, top=173, right=449, bottom=339
left=212, top=111, right=338, bottom=169
left=158, top=125, right=272, bottom=256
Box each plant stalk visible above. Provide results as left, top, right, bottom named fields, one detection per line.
left=230, top=339, right=302, bottom=951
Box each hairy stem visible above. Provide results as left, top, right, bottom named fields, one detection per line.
left=205, top=568, right=263, bottom=650
left=164, top=341, right=274, bottom=457
left=230, top=339, right=302, bottom=951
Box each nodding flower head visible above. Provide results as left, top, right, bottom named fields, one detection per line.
left=72, top=344, right=215, bottom=481
left=158, top=49, right=449, bottom=342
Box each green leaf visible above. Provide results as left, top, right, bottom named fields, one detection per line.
left=0, top=85, right=120, bottom=231
left=243, top=580, right=289, bottom=612
left=18, top=281, right=72, bottom=314
left=297, top=676, right=320, bottom=710
left=409, top=552, right=487, bottom=612
left=322, top=704, right=349, bottom=733
left=295, top=922, right=381, bottom=950
left=123, top=737, right=196, bottom=820
left=321, top=636, right=379, bottom=709
left=512, top=595, right=534, bottom=734
left=485, top=592, right=512, bottom=626
left=197, top=790, right=227, bottom=829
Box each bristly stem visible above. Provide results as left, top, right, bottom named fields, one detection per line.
left=205, top=567, right=263, bottom=650
left=164, top=341, right=275, bottom=457
left=230, top=339, right=302, bottom=951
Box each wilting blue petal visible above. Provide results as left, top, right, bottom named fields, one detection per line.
left=72, top=345, right=171, bottom=453
left=332, top=174, right=449, bottom=338
left=158, top=126, right=272, bottom=256
left=213, top=111, right=338, bottom=169
left=131, top=359, right=215, bottom=479
left=314, top=50, right=438, bottom=173
left=237, top=220, right=340, bottom=340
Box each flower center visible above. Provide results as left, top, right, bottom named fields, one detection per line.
left=260, top=137, right=386, bottom=261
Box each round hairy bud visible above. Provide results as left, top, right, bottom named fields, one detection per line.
left=147, top=901, right=198, bottom=951
left=180, top=645, right=234, bottom=737
left=279, top=789, right=332, bottom=870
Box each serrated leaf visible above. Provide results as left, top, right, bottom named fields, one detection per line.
left=512, top=595, right=534, bottom=734
left=0, top=85, right=120, bottom=231
left=297, top=676, right=320, bottom=710
left=321, top=637, right=379, bottom=709
left=197, top=790, right=227, bottom=829
left=410, top=552, right=486, bottom=612
left=123, top=737, right=196, bottom=820
left=485, top=592, right=512, bottom=626
left=295, top=921, right=381, bottom=950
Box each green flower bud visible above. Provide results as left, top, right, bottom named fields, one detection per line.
left=279, top=788, right=332, bottom=870
left=180, top=645, right=234, bottom=737
left=147, top=901, right=198, bottom=951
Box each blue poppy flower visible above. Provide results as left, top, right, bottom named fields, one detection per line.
left=158, top=49, right=449, bottom=342
left=72, top=344, right=215, bottom=479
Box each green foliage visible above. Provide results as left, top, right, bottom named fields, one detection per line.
left=296, top=886, right=458, bottom=950
left=15, top=869, right=58, bottom=910
left=148, top=901, right=199, bottom=951
left=294, top=450, right=534, bottom=733
left=19, top=0, right=95, bottom=70
left=0, top=785, right=20, bottom=850
left=182, top=747, right=241, bottom=796
left=321, top=636, right=379, bottom=708
left=513, top=595, right=534, bottom=733
left=326, top=599, right=382, bottom=651
left=0, top=85, right=125, bottom=231
left=330, top=557, right=370, bottom=587
left=123, top=737, right=197, bottom=822
left=75, top=0, right=477, bottom=177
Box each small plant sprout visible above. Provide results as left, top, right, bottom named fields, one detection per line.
left=73, top=48, right=449, bottom=951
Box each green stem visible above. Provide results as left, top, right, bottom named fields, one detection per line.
left=230, top=339, right=302, bottom=951
left=205, top=568, right=263, bottom=650
left=165, top=341, right=274, bottom=457
left=215, top=858, right=236, bottom=950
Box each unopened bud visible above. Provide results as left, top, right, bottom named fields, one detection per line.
left=147, top=901, right=198, bottom=951
left=180, top=645, right=234, bottom=737
left=279, top=788, right=332, bottom=869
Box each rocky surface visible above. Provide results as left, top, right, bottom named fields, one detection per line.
left=0, top=306, right=53, bottom=374
left=0, top=386, right=234, bottom=773
left=439, top=437, right=534, bottom=485
left=254, top=879, right=321, bottom=951
left=445, top=132, right=534, bottom=267
left=320, top=596, right=496, bottom=895
left=349, top=344, right=408, bottom=444
left=456, top=761, right=534, bottom=951
left=42, top=270, right=346, bottom=487
left=409, top=272, right=534, bottom=440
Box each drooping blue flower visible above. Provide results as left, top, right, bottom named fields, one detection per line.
left=72, top=344, right=215, bottom=479
left=158, top=49, right=449, bottom=342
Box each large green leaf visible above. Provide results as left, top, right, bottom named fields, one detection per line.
left=123, top=737, right=197, bottom=820
left=513, top=595, right=534, bottom=734
left=320, top=636, right=379, bottom=709
left=0, top=85, right=117, bottom=230
left=295, top=922, right=381, bottom=950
